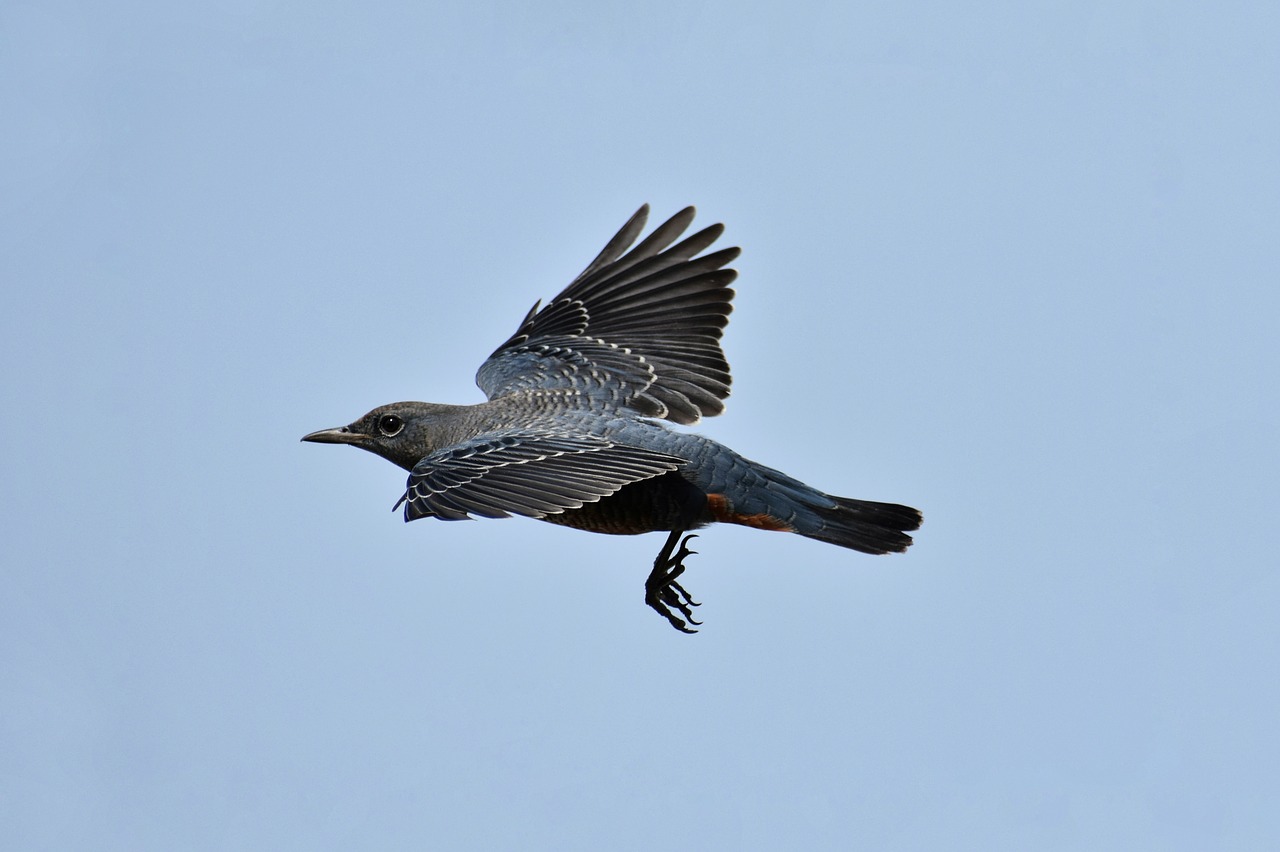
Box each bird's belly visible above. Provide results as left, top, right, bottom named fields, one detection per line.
left=538, top=472, right=712, bottom=535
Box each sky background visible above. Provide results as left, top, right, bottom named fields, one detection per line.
left=3, top=2, right=1278, bottom=849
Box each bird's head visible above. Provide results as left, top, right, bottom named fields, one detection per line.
left=301, top=402, right=459, bottom=471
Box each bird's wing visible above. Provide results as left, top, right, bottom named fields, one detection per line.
left=475, top=205, right=738, bottom=425
left=396, top=432, right=687, bottom=522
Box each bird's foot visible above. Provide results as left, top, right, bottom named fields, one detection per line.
left=645, top=532, right=701, bottom=634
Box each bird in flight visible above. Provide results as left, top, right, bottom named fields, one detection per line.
left=302, top=205, right=921, bottom=632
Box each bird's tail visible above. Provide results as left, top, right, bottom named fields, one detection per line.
left=703, top=459, right=922, bottom=555
left=796, top=495, right=922, bottom=555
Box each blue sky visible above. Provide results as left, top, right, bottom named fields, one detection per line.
left=3, top=2, right=1278, bottom=849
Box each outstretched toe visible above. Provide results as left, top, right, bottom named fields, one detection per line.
left=645, top=532, right=704, bottom=633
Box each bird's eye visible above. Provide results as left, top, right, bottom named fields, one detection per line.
left=377, top=414, right=404, bottom=436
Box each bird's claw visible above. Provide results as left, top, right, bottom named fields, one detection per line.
left=645, top=532, right=702, bottom=633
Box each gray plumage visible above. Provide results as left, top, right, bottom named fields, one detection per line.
left=476, top=205, right=736, bottom=424
left=303, top=205, right=922, bottom=632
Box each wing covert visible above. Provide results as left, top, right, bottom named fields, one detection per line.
left=476, top=205, right=738, bottom=425
left=396, top=432, right=687, bottom=522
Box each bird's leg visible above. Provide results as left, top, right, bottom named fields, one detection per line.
left=645, top=530, right=702, bottom=633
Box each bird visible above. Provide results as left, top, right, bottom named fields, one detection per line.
left=302, top=205, right=922, bottom=632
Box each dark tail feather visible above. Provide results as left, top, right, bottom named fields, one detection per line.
left=801, top=497, right=923, bottom=555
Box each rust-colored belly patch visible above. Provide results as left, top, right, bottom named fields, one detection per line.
left=705, top=493, right=794, bottom=532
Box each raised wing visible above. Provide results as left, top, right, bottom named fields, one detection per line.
left=476, top=205, right=738, bottom=425
left=395, top=432, right=687, bottom=522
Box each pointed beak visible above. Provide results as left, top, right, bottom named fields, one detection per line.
left=301, top=426, right=367, bottom=445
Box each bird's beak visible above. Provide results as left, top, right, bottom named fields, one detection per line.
left=301, top=426, right=367, bottom=445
